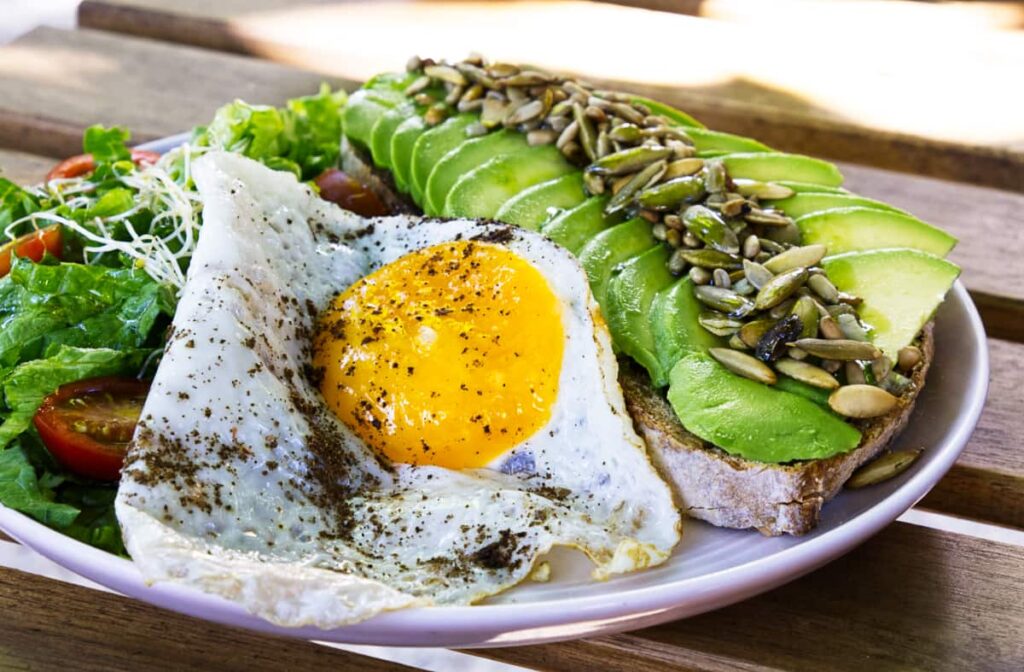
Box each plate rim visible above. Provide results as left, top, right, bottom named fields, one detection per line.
left=0, top=136, right=990, bottom=648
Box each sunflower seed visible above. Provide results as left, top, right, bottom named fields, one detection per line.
left=821, top=359, right=842, bottom=373
left=424, top=103, right=449, bottom=126
left=668, top=249, right=689, bottom=275
left=487, top=62, right=520, bottom=78
left=407, top=55, right=424, bottom=72
left=687, top=265, right=710, bottom=284
left=762, top=244, right=827, bottom=274
left=846, top=449, right=922, bottom=488
left=732, top=179, right=795, bottom=200
left=413, top=92, right=436, bottom=106
left=871, top=356, right=893, bottom=383
left=589, top=145, right=673, bottom=176
left=424, top=64, right=467, bottom=86
left=666, top=227, right=682, bottom=247
left=694, top=286, right=755, bottom=317
left=582, top=170, right=605, bottom=195
left=754, top=267, right=808, bottom=310
left=699, top=311, right=744, bottom=336
left=721, top=197, right=747, bottom=218
left=788, top=347, right=808, bottom=360
left=464, top=122, right=488, bottom=137
left=506, top=98, right=546, bottom=126
left=503, top=70, right=552, bottom=87
left=556, top=119, right=579, bottom=151
left=457, top=98, right=484, bottom=113
left=704, top=160, right=727, bottom=193
left=829, top=384, right=898, bottom=418
left=710, top=348, right=777, bottom=385
left=527, top=128, right=558, bottom=146
left=845, top=361, right=867, bottom=384
left=827, top=303, right=857, bottom=319
left=792, top=338, right=881, bottom=361
left=768, top=298, right=796, bottom=320
left=547, top=115, right=570, bottom=132
left=445, top=85, right=465, bottom=106
left=638, top=176, right=706, bottom=211
left=744, top=208, right=792, bottom=227
left=607, top=123, right=642, bottom=143
left=597, top=129, right=612, bottom=158
left=481, top=97, right=509, bottom=128
left=729, top=334, right=749, bottom=350
left=731, top=278, right=755, bottom=296
left=742, top=235, right=761, bottom=259
left=712, top=268, right=732, bottom=288
left=572, top=103, right=598, bottom=161
left=897, top=345, right=922, bottom=372
left=404, top=75, right=432, bottom=96
left=807, top=273, right=840, bottom=303
left=819, top=315, right=844, bottom=340
left=664, top=213, right=683, bottom=230
left=668, top=139, right=696, bottom=159
left=776, top=358, right=840, bottom=390
left=762, top=219, right=802, bottom=245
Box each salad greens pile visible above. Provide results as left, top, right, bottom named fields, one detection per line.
left=0, top=85, right=347, bottom=554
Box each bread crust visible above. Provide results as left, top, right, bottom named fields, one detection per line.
left=620, top=324, right=934, bottom=535
left=341, top=140, right=936, bottom=536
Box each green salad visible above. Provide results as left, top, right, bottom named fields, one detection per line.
left=0, top=85, right=346, bottom=554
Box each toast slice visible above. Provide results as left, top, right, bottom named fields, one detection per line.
left=341, top=141, right=935, bottom=536
left=619, top=323, right=933, bottom=535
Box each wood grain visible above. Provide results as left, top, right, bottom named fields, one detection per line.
left=0, top=149, right=56, bottom=185
left=0, top=26, right=353, bottom=159
left=0, top=566, right=415, bottom=672
left=922, top=338, right=1024, bottom=528
left=77, top=0, right=1024, bottom=191
left=477, top=523, right=1024, bottom=672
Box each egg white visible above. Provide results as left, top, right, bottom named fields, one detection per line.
left=115, top=152, right=680, bottom=627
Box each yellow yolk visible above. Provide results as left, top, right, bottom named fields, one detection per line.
left=313, top=241, right=564, bottom=469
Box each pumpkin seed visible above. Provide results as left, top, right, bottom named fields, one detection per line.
left=755, top=314, right=803, bottom=362
left=699, top=311, right=743, bottom=336
left=682, top=205, right=740, bottom=253
left=668, top=249, right=689, bottom=275
left=721, top=197, right=747, bottom=218
left=527, top=128, right=558, bottom=146
left=573, top=102, right=598, bottom=162
left=424, top=64, right=467, bottom=86
left=605, top=160, right=666, bottom=214
left=556, top=119, right=579, bottom=150
left=732, top=179, right=794, bottom=200
left=589, top=145, right=673, bottom=176
left=881, top=370, right=914, bottom=396
left=506, top=98, right=546, bottom=126
left=763, top=244, right=827, bottom=274
left=457, top=98, right=484, bottom=113
left=709, top=348, right=777, bottom=385
left=694, top=285, right=755, bottom=317
left=688, top=266, right=711, bottom=284
left=414, top=92, right=436, bottom=106
left=744, top=208, right=791, bottom=227
left=582, top=170, right=605, bottom=195
left=739, top=318, right=775, bottom=349
left=768, top=298, right=796, bottom=320
left=845, top=361, right=867, bottom=385
left=807, top=273, right=840, bottom=304
left=424, top=103, right=449, bottom=126
left=836, top=313, right=870, bottom=342
left=608, top=123, right=643, bottom=143
left=788, top=346, right=808, bottom=360
left=754, top=267, right=808, bottom=311
left=678, top=248, right=743, bottom=270
left=758, top=238, right=787, bottom=255
left=829, top=384, right=898, bottom=418
left=503, top=70, right=552, bottom=87
left=664, top=158, right=705, bottom=180
left=791, top=338, right=882, bottom=361
left=729, top=334, right=749, bottom=350
left=742, top=259, right=773, bottom=289
left=637, top=176, right=706, bottom=211
left=664, top=213, right=683, bottom=230
left=897, top=345, right=922, bottom=372
left=703, top=160, right=727, bottom=193
left=775, top=358, right=840, bottom=390
left=821, top=359, right=842, bottom=373
left=597, top=129, right=612, bottom=158
left=732, top=278, right=755, bottom=296
left=762, top=219, right=802, bottom=245
left=791, top=296, right=820, bottom=339
left=846, top=449, right=923, bottom=488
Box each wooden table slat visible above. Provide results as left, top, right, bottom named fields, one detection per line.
left=78, top=0, right=1024, bottom=192
left=0, top=149, right=57, bottom=185
left=478, top=523, right=1024, bottom=672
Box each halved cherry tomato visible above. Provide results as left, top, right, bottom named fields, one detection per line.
left=45, top=148, right=161, bottom=182
left=33, top=376, right=151, bottom=482
left=0, top=224, right=62, bottom=278
left=314, top=168, right=389, bottom=217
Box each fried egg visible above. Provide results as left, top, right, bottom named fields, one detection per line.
left=115, top=152, right=680, bottom=627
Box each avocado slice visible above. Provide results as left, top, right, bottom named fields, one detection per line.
left=797, top=207, right=956, bottom=257
left=823, top=249, right=959, bottom=358
left=409, top=114, right=477, bottom=210
left=605, top=245, right=676, bottom=387
left=444, top=144, right=575, bottom=219
left=494, top=174, right=588, bottom=230
left=541, top=196, right=618, bottom=254
left=720, top=153, right=844, bottom=188
left=425, top=130, right=529, bottom=215
left=774, top=181, right=848, bottom=195
left=389, top=115, right=427, bottom=195
left=578, top=218, right=658, bottom=310
left=688, top=128, right=772, bottom=154
left=631, top=96, right=704, bottom=128
left=651, top=277, right=723, bottom=377
left=370, top=103, right=415, bottom=171
left=667, top=353, right=862, bottom=462
left=343, top=88, right=404, bottom=151
left=768, top=192, right=905, bottom=218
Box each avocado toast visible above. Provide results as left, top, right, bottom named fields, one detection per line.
left=338, top=56, right=960, bottom=535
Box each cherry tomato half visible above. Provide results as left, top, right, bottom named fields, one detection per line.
left=314, top=168, right=389, bottom=217
left=0, top=224, right=62, bottom=278
left=45, top=148, right=161, bottom=182
left=33, top=376, right=151, bottom=482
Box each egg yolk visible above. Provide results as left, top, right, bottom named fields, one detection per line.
left=313, top=240, right=564, bottom=469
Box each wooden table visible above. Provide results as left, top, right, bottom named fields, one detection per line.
left=1, top=2, right=1022, bottom=670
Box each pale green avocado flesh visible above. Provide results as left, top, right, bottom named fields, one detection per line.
left=797, top=207, right=957, bottom=257
left=824, top=249, right=960, bottom=358
left=668, top=354, right=862, bottom=463
left=721, top=152, right=844, bottom=187
left=409, top=114, right=476, bottom=208
left=425, top=130, right=528, bottom=215
left=389, top=115, right=427, bottom=195
left=541, top=196, right=617, bottom=254
left=578, top=218, right=657, bottom=310
left=494, top=174, right=587, bottom=230
left=768, top=192, right=905, bottom=218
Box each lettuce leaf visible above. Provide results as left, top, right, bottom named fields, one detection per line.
left=0, top=442, right=79, bottom=528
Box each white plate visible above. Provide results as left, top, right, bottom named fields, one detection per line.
left=0, top=137, right=989, bottom=647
